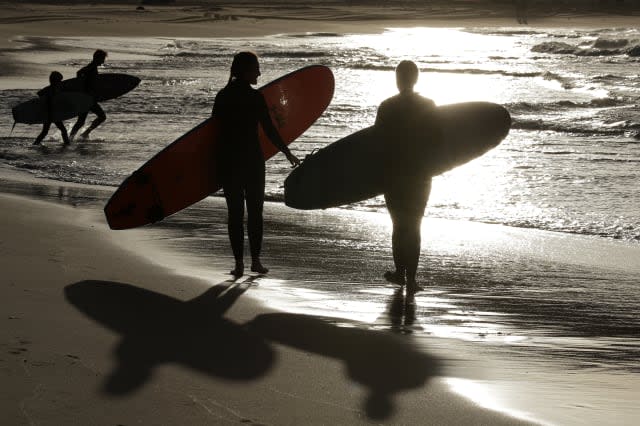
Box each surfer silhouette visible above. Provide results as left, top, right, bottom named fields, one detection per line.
left=69, top=49, right=108, bottom=140
left=33, top=71, right=70, bottom=146
left=375, top=60, right=440, bottom=293
left=514, top=0, right=529, bottom=24
left=212, top=51, right=300, bottom=278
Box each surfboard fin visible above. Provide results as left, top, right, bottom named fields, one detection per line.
left=10, top=121, right=16, bottom=136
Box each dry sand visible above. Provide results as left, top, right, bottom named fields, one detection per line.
left=1, top=1, right=639, bottom=49
left=1, top=1, right=637, bottom=86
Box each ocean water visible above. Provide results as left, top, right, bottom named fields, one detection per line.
left=2, top=27, right=640, bottom=422
left=1, top=26, right=639, bottom=242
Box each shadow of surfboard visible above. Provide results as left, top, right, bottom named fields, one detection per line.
left=246, top=309, right=441, bottom=420
left=66, top=279, right=441, bottom=421
left=64, top=279, right=274, bottom=395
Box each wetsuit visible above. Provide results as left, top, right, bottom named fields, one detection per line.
left=70, top=61, right=106, bottom=136
left=34, top=84, right=70, bottom=145
left=375, top=91, right=440, bottom=282
left=212, top=79, right=291, bottom=263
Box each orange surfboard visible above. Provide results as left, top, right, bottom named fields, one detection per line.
left=104, top=65, right=334, bottom=230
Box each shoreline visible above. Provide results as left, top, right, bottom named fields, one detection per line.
left=2, top=164, right=640, bottom=425
left=0, top=166, right=542, bottom=425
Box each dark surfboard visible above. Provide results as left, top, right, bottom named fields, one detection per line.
left=61, top=73, right=140, bottom=102
left=12, top=92, right=94, bottom=124
left=284, top=102, right=511, bottom=210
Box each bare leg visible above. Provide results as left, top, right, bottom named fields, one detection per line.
left=54, top=121, right=70, bottom=145
left=224, top=179, right=245, bottom=277
left=80, top=103, right=106, bottom=138
left=70, top=112, right=88, bottom=140
left=246, top=162, right=268, bottom=274
left=34, top=122, right=51, bottom=145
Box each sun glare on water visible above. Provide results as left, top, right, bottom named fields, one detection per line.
left=357, top=27, right=518, bottom=105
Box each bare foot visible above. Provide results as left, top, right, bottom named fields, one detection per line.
left=251, top=261, right=269, bottom=274
left=384, top=270, right=405, bottom=286
left=230, top=263, right=244, bottom=278
left=406, top=281, right=424, bottom=294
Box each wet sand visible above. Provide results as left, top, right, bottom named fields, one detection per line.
left=0, top=167, right=542, bottom=425
left=2, top=165, right=639, bottom=425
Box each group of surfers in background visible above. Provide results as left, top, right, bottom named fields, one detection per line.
left=34, top=49, right=107, bottom=145
left=35, top=50, right=438, bottom=294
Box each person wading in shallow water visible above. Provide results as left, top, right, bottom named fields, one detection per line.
left=212, top=51, right=300, bottom=278
left=33, top=71, right=71, bottom=146
left=375, top=60, right=441, bottom=293
left=70, top=49, right=107, bottom=140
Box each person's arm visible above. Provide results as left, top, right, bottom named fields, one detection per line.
left=258, top=94, right=300, bottom=166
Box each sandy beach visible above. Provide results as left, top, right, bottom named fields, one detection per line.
left=2, top=170, right=640, bottom=425
left=2, top=1, right=639, bottom=56
left=2, top=1, right=640, bottom=425
left=0, top=170, right=542, bottom=425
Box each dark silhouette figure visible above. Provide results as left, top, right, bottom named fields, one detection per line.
left=64, top=278, right=273, bottom=395
left=33, top=71, right=70, bottom=146
left=70, top=49, right=108, bottom=140
left=212, top=51, right=300, bottom=277
left=375, top=60, right=440, bottom=293
left=514, top=0, right=529, bottom=24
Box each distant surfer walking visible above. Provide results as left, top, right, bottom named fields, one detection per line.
left=212, top=51, right=300, bottom=278
left=70, top=49, right=108, bottom=140
left=514, top=0, right=528, bottom=24
left=375, top=60, right=440, bottom=293
left=33, top=71, right=71, bottom=146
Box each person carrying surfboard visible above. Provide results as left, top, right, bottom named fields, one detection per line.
left=69, top=49, right=108, bottom=140
left=375, top=60, right=441, bottom=293
left=33, top=71, right=71, bottom=146
left=212, top=51, right=301, bottom=278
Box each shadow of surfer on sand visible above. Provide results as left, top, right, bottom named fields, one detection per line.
left=66, top=279, right=440, bottom=420
left=65, top=278, right=273, bottom=395
left=247, top=312, right=440, bottom=420
left=375, top=60, right=442, bottom=294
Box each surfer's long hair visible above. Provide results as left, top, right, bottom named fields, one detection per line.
left=227, top=51, right=259, bottom=85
